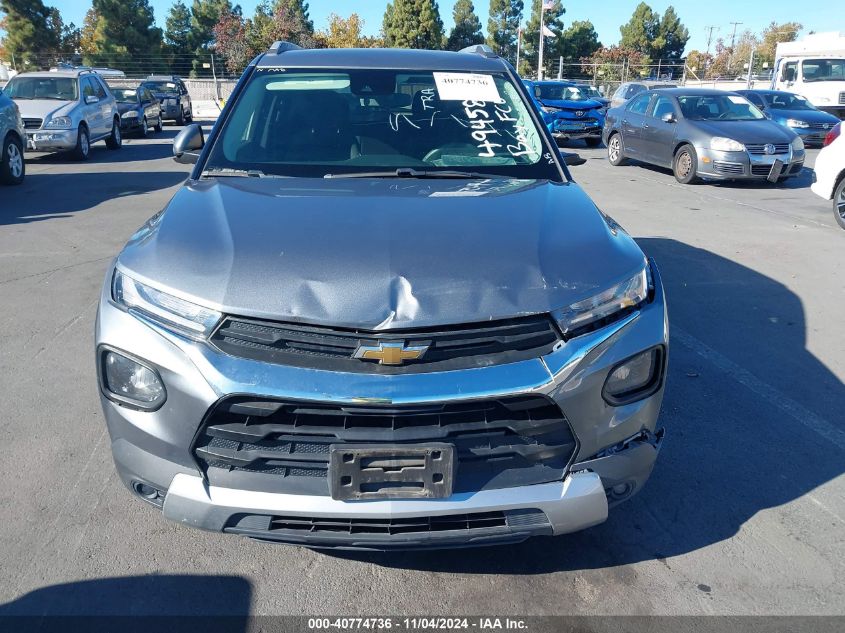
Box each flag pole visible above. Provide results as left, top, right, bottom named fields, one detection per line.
left=538, top=2, right=545, bottom=80
left=516, top=27, right=522, bottom=72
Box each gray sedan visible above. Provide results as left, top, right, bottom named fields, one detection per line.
left=602, top=88, right=805, bottom=184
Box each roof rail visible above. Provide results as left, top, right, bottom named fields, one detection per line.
left=459, top=44, right=499, bottom=59
left=268, top=41, right=302, bottom=54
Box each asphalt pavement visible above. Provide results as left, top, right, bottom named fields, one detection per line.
left=0, top=128, right=842, bottom=617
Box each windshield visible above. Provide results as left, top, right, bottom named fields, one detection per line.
left=111, top=88, right=139, bottom=104
left=535, top=83, right=592, bottom=101
left=764, top=92, right=816, bottom=110
left=579, top=85, right=603, bottom=99
left=677, top=94, right=765, bottom=121
left=143, top=81, right=179, bottom=94
left=801, top=59, right=845, bottom=82
left=204, top=68, right=560, bottom=180
left=4, top=76, right=78, bottom=101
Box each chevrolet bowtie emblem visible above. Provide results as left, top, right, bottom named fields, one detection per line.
left=353, top=341, right=429, bottom=365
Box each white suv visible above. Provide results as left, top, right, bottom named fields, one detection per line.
left=810, top=123, right=845, bottom=229
left=3, top=69, right=122, bottom=160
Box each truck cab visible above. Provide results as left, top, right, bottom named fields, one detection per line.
left=773, top=33, right=845, bottom=119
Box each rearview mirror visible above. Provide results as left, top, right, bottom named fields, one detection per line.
left=85, top=95, right=99, bottom=104
left=661, top=112, right=676, bottom=123
left=173, top=123, right=204, bottom=164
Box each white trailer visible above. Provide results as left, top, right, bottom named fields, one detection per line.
left=773, top=32, right=845, bottom=119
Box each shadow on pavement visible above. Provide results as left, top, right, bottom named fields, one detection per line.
left=0, top=574, right=251, bottom=626
left=330, top=238, right=844, bottom=573
left=616, top=158, right=814, bottom=190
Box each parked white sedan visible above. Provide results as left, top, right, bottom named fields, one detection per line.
left=811, top=123, right=845, bottom=229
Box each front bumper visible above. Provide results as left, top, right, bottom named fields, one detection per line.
left=159, top=102, right=183, bottom=120
left=696, top=146, right=805, bottom=180
left=25, top=129, right=76, bottom=151
left=791, top=126, right=835, bottom=146
left=96, top=261, right=669, bottom=549
left=549, top=119, right=602, bottom=140
left=120, top=116, right=143, bottom=132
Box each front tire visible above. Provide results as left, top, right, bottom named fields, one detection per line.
left=140, top=116, right=149, bottom=138
left=0, top=134, right=25, bottom=185
left=106, top=118, right=122, bottom=149
left=673, top=144, right=699, bottom=184
left=607, top=132, right=627, bottom=166
left=154, top=116, right=163, bottom=133
left=833, top=176, right=845, bottom=230
left=71, top=125, right=90, bottom=161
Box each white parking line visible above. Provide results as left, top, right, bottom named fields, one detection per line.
left=672, top=326, right=845, bottom=452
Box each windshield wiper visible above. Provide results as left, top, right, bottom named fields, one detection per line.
left=200, top=167, right=279, bottom=179
left=324, top=168, right=505, bottom=180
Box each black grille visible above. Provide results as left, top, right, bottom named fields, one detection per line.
left=839, top=92, right=845, bottom=105
left=22, top=118, right=42, bottom=130
left=194, top=395, right=577, bottom=495
left=808, top=122, right=835, bottom=130
left=746, top=143, right=789, bottom=155
left=751, top=164, right=773, bottom=176
left=713, top=161, right=744, bottom=175
left=210, top=315, right=561, bottom=374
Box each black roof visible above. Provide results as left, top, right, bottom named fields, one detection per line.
left=256, top=47, right=508, bottom=72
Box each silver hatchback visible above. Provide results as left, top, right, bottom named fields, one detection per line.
left=4, top=69, right=123, bottom=160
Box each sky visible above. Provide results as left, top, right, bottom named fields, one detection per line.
left=10, top=0, right=837, bottom=55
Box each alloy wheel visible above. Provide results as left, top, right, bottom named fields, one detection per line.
left=7, top=142, right=23, bottom=179
left=838, top=186, right=845, bottom=221
left=608, top=136, right=620, bottom=162
left=81, top=132, right=89, bottom=156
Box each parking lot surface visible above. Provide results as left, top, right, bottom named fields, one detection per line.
left=0, top=129, right=843, bottom=616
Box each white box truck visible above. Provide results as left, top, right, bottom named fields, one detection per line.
left=773, top=32, right=845, bottom=119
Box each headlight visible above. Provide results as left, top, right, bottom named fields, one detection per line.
left=791, top=136, right=805, bottom=151
left=786, top=118, right=809, bottom=128
left=45, top=116, right=72, bottom=129
left=121, top=110, right=138, bottom=119
left=99, top=348, right=166, bottom=410
left=554, top=266, right=650, bottom=336
left=710, top=136, right=745, bottom=152
left=603, top=347, right=664, bottom=405
left=112, top=270, right=221, bottom=340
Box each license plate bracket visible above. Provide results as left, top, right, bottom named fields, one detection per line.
left=329, top=444, right=455, bottom=501
left=767, top=159, right=785, bottom=182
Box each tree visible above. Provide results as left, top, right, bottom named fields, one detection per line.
left=445, top=0, right=483, bottom=51
left=213, top=9, right=254, bottom=73
left=656, top=6, right=688, bottom=60
left=521, top=0, right=565, bottom=78
left=383, top=0, right=444, bottom=49
left=190, top=0, right=232, bottom=75
left=81, top=0, right=165, bottom=74
left=618, top=2, right=662, bottom=60
left=559, top=20, right=601, bottom=61
left=757, top=21, right=801, bottom=67
left=316, top=13, right=381, bottom=49
left=487, top=0, right=522, bottom=62
left=583, top=45, right=649, bottom=83
left=164, top=1, right=193, bottom=76
left=79, top=7, right=101, bottom=58
left=0, top=0, right=62, bottom=68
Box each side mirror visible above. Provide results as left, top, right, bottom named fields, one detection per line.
left=173, top=123, right=204, bottom=164
left=85, top=95, right=99, bottom=104
left=783, top=68, right=795, bottom=82
left=661, top=112, right=676, bottom=123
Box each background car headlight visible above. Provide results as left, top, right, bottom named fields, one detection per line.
left=603, top=347, right=664, bottom=405
left=786, top=118, right=809, bottom=128
left=121, top=110, right=138, bottom=119
left=791, top=136, right=805, bottom=151
left=100, top=348, right=165, bottom=410
left=710, top=137, right=745, bottom=152
left=554, top=266, right=650, bottom=336
left=112, top=270, right=221, bottom=340
left=45, top=116, right=72, bottom=129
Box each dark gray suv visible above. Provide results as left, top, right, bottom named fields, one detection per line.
left=95, top=43, right=668, bottom=550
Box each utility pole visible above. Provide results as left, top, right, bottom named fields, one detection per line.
left=516, top=27, right=521, bottom=74
left=728, top=21, right=743, bottom=69
left=704, top=25, right=719, bottom=77
left=537, top=2, right=546, bottom=81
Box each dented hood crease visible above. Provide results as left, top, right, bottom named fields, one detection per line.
left=118, top=177, right=646, bottom=331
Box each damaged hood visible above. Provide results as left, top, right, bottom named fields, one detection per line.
left=117, top=177, right=646, bottom=330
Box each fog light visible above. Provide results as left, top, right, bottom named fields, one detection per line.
left=100, top=348, right=166, bottom=410
left=602, top=347, right=663, bottom=405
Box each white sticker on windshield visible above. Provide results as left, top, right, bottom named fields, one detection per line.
left=433, top=72, right=501, bottom=102
left=728, top=95, right=748, bottom=104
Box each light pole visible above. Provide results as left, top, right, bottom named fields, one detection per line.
left=537, top=2, right=546, bottom=80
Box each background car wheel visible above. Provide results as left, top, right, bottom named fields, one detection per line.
left=154, top=117, right=163, bottom=133
left=186, top=108, right=193, bottom=122
left=140, top=116, right=149, bottom=138
left=833, top=176, right=845, bottom=230
left=584, top=137, right=602, bottom=148
left=607, top=133, right=627, bottom=166
left=175, top=110, right=185, bottom=126
left=106, top=119, right=122, bottom=149
left=0, top=135, right=25, bottom=185
left=71, top=125, right=90, bottom=161
left=673, top=144, right=699, bottom=184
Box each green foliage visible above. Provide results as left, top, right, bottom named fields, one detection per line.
left=757, top=21, right=802, bottom=66
left=559, top=20, right=601, bottom=61
left=383, top=0, right=444, bottom=49
left=0, top=0, right=61, bottom=68
left=81, top=0, right=165, bottom=73
left=619, top=2, right=689, bottom=61
left=189, top=0, right=231, bottom=74
left=657, top=6, right=688, bottom=60
left=445, top=0, right=484, bottom=51
left=165, top=1, right=193, bottom=76
left=486, top=0, right=522, bottom=61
